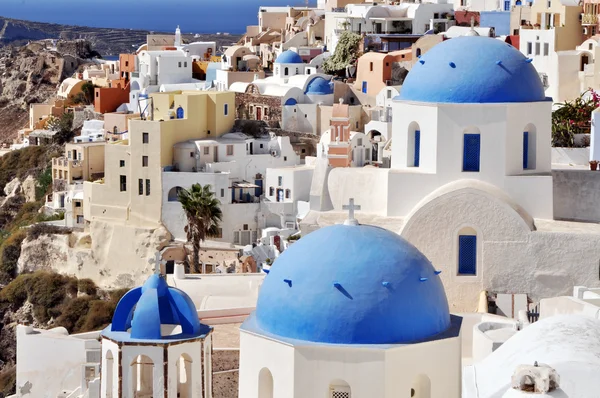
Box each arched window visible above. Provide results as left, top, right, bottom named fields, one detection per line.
left=258, top=368, right=274, bottom=398
left=105, top=350, right=114, bottom=398
left=523, top=124, right=537, bottom=170
left=411, top=374, right=431, bottom=398
left=329, top=379, right=351, bottom=398
left=581, top=54, right=590, bottom=72
left=458, top=227, right=477, bottom=276
left=284, top=67, right=289, bottom=76
left=130, top=355, right=154, bottom=396
left=285, top=189, right=291, bottom=199
left=177, top=354, right=193, bottom=398
left=177, top=106, right=184, bottom=119
left=113, top=126, right=118, bottom=134
left=407, top=122, right=421, bottom=167
left=462, top=128, right=481, bottom=172
left=168, top=186, right=183, bottom=202
left=416, top=48, right=422, bottom=58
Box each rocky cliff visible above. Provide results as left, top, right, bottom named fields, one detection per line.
left=18, top=220, right=172, bottom=289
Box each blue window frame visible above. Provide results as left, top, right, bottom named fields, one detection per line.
left=504, top=0, right=511, bottom=10
left=414, top=130, right=421, bottom=167
left=176, top=106, right=184, bottom=119
left=523, top=131, right=529, bottom=169
left=463, top=134, right=480, bottom=172
left=362, top=81, right=368, bottom=94
left=458, top=235, right=477, bottom=275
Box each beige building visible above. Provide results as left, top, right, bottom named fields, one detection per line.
left=52, top=142, right=106, bottom=185
left=84, top=91, right=235, bottom=228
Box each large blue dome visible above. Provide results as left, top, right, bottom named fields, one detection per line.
left=275, top=50, right=303, bottom=64
left=105, top=274, right=210, bottom=341
left=398, top=36, right=547, bottom=104
left=305, top=76, right=334, bottom=95
left=254, top=224, right=451, bottom=344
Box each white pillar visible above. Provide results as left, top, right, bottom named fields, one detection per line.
left=174, top=263, right=186, bottom=280
left=590, top=108, right=600, bottom=161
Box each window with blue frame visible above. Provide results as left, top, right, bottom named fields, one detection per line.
left=414, top=130, right=421, bottom=167
left=463, top=134, right=480, bottom=172
left=458, top=235, right=477, bottom=275
left=504, top=0, right=511, bottom=10
left=523, top=131, right=529, bottom=169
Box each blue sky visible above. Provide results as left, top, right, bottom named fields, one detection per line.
left=0, top=0, right=315, bottom=33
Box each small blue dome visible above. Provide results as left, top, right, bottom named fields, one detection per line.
left=106, top=274, right=209, bottom=340
left=275, top=50, right=303, bottom=64
left=399, top=36, right=546, bottom=104
left=254, top=224, right=451, bottom=345
left=305, top=77, right=334, bottom=95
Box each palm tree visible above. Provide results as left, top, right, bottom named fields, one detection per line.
left=178, top=184, right=223, bottom=273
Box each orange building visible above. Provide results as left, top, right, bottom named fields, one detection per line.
left=327, top=101, right=352, bottom=168
left=354, top=50, right=412, bottom=97
left=94, top=54, right=134, bottom=114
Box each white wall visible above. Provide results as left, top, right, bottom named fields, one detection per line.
left=282, top=104, right=319, bottom=134
left=16, top=326, right=99, bottom=398
left=520, top=29, right=556, bottom=99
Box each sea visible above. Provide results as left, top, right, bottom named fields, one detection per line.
left=0, top=0, right=316, bottom=34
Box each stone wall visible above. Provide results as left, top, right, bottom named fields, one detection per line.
left=235, top=92, right=282, bottom=128
left=213, top=349, right=239, bottom=398
left=553, top=169, right=600, bottom=222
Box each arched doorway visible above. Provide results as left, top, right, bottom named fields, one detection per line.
left=105, top=350, right=114, bottom=398
left=329, top=379, right=351, bottom=398
left=177, top=354, right=193, bottom=398
left=258, top=367, right=273, bottom=398
left=368, top=130, right=383, bottom=162
left=177, top=106, right=184, bottom=119
left=168, top=186, right=183, bottom=202
left=411, top=374, right=431, bottom=398
left=130, top=355, right=154, bottom=397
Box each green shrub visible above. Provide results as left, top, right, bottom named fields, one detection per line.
left=78, top=278, right=97, bottom=296
left=35, top=166, right=52, bottom=201
left=27, top=223, right=72, bottom=240
left=0, top=273, right=32, bottom=307
left=79, top=300, right=115, bottom=332
left=55, top=296, right=92, bottom=332
left=0, top=366, right=16, bottom=396
left=0, top=231, right=26, bottom=284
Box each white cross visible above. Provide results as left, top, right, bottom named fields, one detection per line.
left=151, top=252, right=164, bottom=276
left=342, top=198, right=361, bottom=226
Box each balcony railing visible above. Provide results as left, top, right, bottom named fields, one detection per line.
left=582, top=13, right=597, bottom=26
left=53, top=157, right=82, bottom=168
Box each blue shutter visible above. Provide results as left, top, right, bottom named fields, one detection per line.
left=504, top=0, right=510, bottom=10
left=523, top=131, right=529, bottom=169
left=458, top=235, right=477, bottom=275
left=255, top=179, right=263, bottom=197
left=362, top=81, right=368, bottom=94
left=414, top=130, right=421, bottom=167
left=177, top=106, right=184, bottom=119
left=463, top=134, right=480, bottom=172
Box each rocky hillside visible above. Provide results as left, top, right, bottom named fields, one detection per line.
left=0, top=40, right=94, bottom=143
left=0, top=16, right=241, bottom=56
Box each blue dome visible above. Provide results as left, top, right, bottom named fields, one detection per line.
left=106, top=274, right=210, bottom=341
left=275, top=50, right=303, bottom=64
left=399, top=36, right=546, bottom=104
left=305, top=77, right=334, bottom=95
left=254, top=224, right=451, bottom=345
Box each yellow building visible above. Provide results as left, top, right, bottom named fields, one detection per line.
left=52, top=142, right=106, bottom=185
left=84, top=91, right=235, bottom=228
left=529, top=0, right=582, bottom=51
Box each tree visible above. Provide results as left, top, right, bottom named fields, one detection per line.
left=80, top=81, right=98, bottom=105
left=178, top=184, right=223, bottom=273
left=47, top=112, right=74, bottom=145
left=322, top=31, right=362, bottom=75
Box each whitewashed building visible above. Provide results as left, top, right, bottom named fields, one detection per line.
left=162, top=132, right=301, bottom=245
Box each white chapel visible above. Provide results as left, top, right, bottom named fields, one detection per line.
left=238, top=221, right=463, bottom=398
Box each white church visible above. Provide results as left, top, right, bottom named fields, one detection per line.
left=302, top=35, right=600, bottom=312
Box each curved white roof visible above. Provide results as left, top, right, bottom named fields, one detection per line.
left=472, top=315, right=600, bottom=398
left=229, top=82, right=251, bottom=93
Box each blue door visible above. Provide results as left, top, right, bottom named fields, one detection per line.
left=463, top=134, right=480, bottom=172
left=458, top=235, right=477, bottom=275
left=177, top=106, right=184, bottom=119
left=523, top=131, right=529, bottom=169
left=362, top=81, right=367, bottom=94
left=414, top=130, right=421, bottom=167
left=255, top=179, right=263, bottom=196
